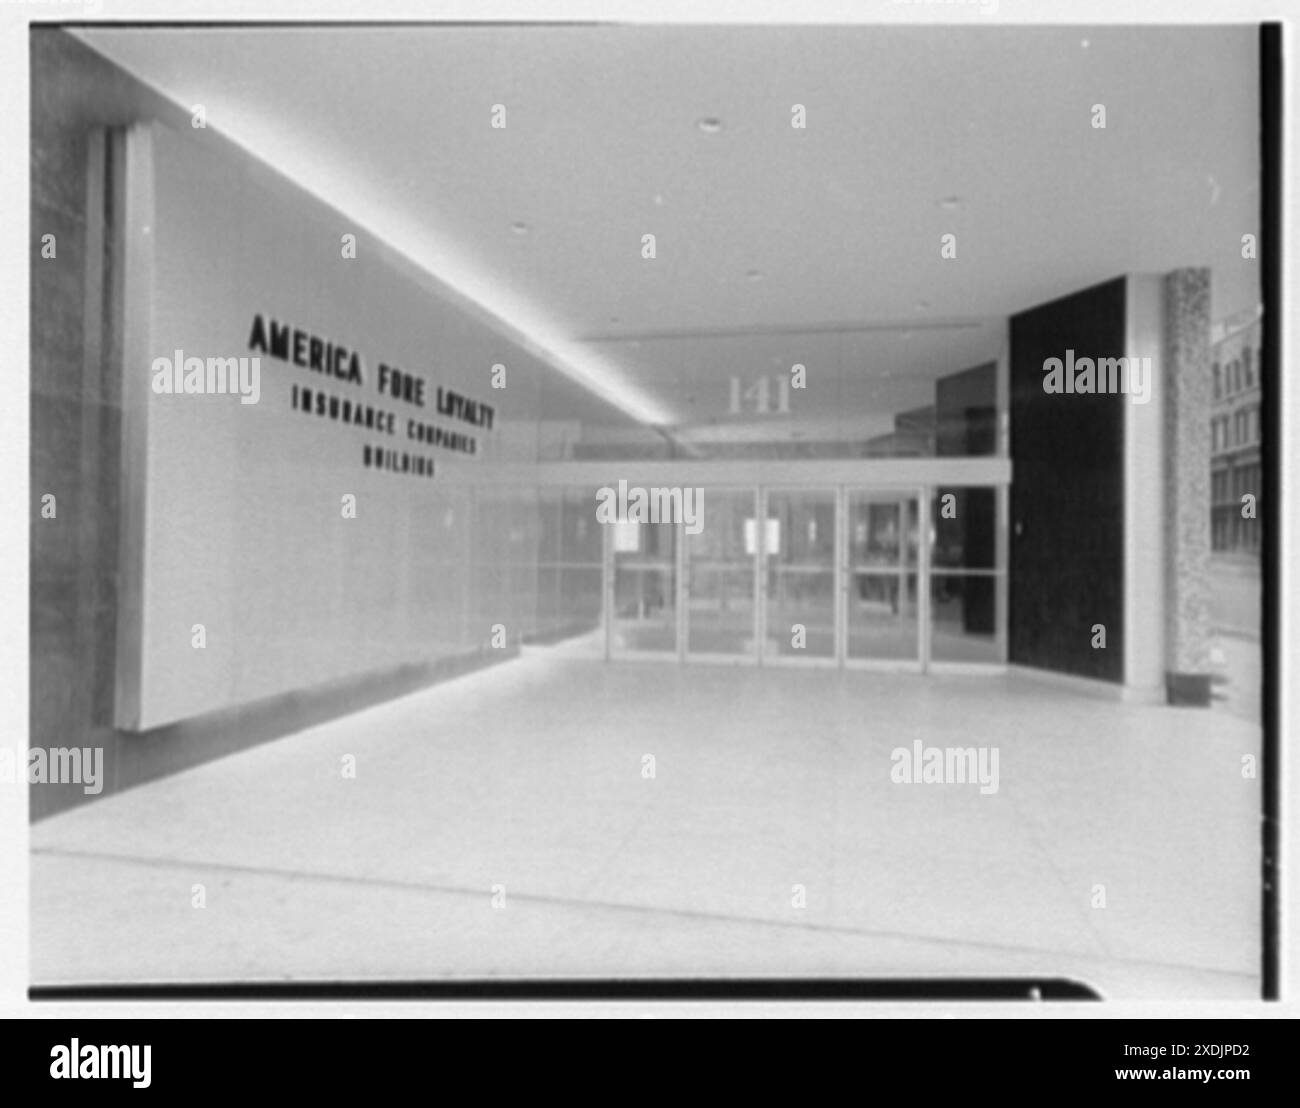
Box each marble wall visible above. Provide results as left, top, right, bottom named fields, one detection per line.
left=1162, top=267, right=1214, bottom=702
left=29, top=31, right=157, bottom=818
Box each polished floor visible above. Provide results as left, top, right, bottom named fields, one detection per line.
left=30, top=646, right=1261, bottom=998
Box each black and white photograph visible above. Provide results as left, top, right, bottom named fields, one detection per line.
left=2, top=0, right=1295, bottom=1050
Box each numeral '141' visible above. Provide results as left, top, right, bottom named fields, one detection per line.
left=728, top=375, right=790, bottom=415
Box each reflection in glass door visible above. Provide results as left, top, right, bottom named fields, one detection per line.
left=684, top=489, right=758, bottom=661
left=610, top=515, right=677, bottom=657
left=763, top=489, right=837, bottom=662
left=845, top=490, right=921, bottom=666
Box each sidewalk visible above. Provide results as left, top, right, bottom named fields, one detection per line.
left=1207, top=554, right=1262, bottom=724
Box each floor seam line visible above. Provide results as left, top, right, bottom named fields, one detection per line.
left=32, top=845, right=1255, bottom=980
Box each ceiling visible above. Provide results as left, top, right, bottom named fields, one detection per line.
left=75, top=23, right=1262, bottom=429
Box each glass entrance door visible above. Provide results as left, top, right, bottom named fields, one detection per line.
left=603, top=483, right=990, bottom=671
left=610, top=514, right=677, bottom=658
left=762, top=489, right=838, bottom=663
left=845, top=489, right=922, bottom=667
left=684, top=488, right=759, bottom=661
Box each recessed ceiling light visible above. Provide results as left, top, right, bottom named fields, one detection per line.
left=608, top=316, right=621, bottom=325
left=510, top=221, right=530, bottom=235
left=1081, top=38, right=1091, bottom=49
left=914, top=301, right=929, bottom=311
left=696, top=117, right=724, bottom=134
left=746, top=269, right=763, bottom=282
left=938, top=196, right=961, bottom=209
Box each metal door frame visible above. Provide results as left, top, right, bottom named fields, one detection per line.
left=841, top=484, right=926, bottom=673
left=758, top=485, right=841, bottom=669
left=584, top=471, right=1007, bottom=676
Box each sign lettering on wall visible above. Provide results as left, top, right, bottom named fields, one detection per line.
left=248, top=312, right=497, bottom=477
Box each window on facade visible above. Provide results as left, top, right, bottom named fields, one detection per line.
left=1213, top=362, right=1221, bottom=399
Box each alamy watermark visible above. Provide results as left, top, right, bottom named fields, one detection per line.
left=890, top=740, right=1000, bottom=795
left=50, top=1039, right=150, bottom=1088
left=1, top=745, right=104, bottom=794
left=1042, top=351, right=1152, bottom=404
left=151, top=349, right=261, bottom=405
left=595, top=480, right=704, bottom=534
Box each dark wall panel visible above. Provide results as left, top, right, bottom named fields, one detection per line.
left=1009, top=278, right=1126, bottom=681
left=935, top=362, right=997, bottom=632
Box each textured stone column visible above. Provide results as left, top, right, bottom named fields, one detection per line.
left=1162, top=268, right=1213, bottom=705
